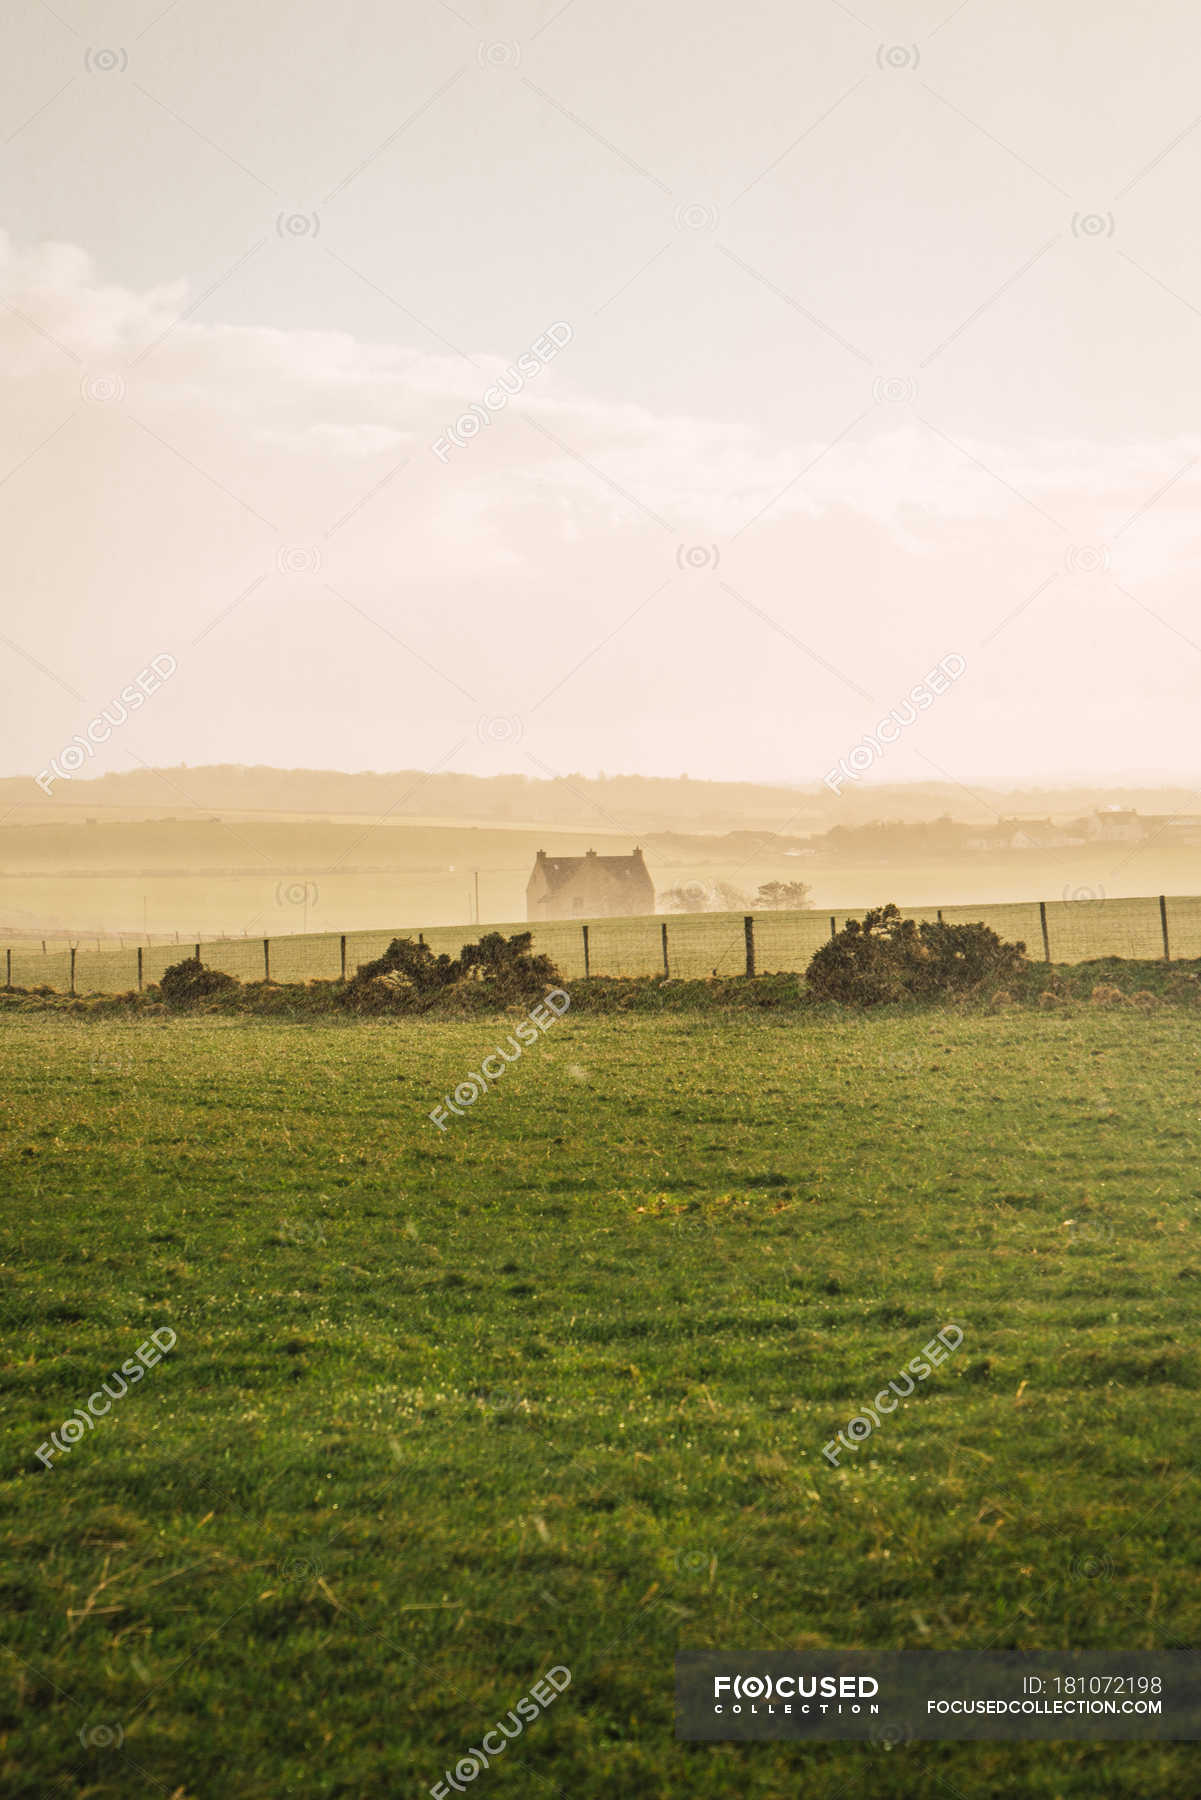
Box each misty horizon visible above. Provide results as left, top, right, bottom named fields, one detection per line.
left=10, top=757, right=1201, bottom=806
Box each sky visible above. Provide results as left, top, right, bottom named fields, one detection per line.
left=4, top=0, right=1201, bottom=797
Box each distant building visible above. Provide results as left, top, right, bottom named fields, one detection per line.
left=1008, top=820, right=1088, bottom=850
left=965, top=817, right=1087, bottom=851
left=1141, top=814, right=1201, bottom=846
left=1087, top=808, right=1144, bottom=844
left=526, top=847, right=656, bottom=921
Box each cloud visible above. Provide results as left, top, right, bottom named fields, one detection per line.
left=5, top=228, right=1201, bottom=558
left=3, top=231, right=1201, bottom=786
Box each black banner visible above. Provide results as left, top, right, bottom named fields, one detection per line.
left=675, top=1651, right=1201, bottom=1740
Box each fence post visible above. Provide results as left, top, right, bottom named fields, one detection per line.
left=936, top=909, right=943, bottom=923
left=1160, top=894, right=1170, bottom=962
left=137, top=946, right=143, bottom=992
left=829, top=915, right=836, bottom=939
left=661, top=920, right=669, bottom=978
left=582, top=923, right=590, bottom=978
left=194, top=943, right=200, bottom=961
left=263, top=937, right=270, bottom=983
left=4, top=948, right=9, bottom=988
left=744, top=914, right=756, bottom=977
left=69, top=946, right=76, bottom=996
left=1039, top=900, right=1051, bottom=963
left=340, top=933, right=347, bottom=980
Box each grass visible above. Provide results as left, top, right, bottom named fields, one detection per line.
left=1, top=1003, right=1200, bottom=1796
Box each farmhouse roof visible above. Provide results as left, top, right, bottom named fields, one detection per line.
left=533, top=847, right=650, bottom=894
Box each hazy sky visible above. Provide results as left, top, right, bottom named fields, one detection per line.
left=4, top=0, right=1201, bottom=795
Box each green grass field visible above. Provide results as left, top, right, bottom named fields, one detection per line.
left=2, top=1005, right=1200, bottom=1796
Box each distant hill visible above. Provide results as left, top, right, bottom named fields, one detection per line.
left=5, top=763, right=1200, bottom=836
left=2, top=764, right=815, bottom=834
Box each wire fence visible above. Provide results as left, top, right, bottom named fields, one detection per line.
left=2, top=893, right=1194, bottom=996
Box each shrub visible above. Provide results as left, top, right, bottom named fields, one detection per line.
left=350, top=937, right=459, bottom=990
left=458, top=931, right=559, bottom=997
left=158, top=957, right=239, bottom=1009
left=806, top=904, right=1025, bottom=1006
left=908, top=919, right=1027, bottom=998
left=805, top=906, right=914, bottom=1006
left=340, top=932, right=561, bottom=1012
left=339, top=938, right=459, bottom=1014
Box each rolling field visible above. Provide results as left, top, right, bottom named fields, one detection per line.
left=2, top=1006, right=1200, bottom=1797
left=5, top=810, right=1201, bottom=950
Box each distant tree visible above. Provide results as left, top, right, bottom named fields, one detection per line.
left=755, top=881, right=813, bottom=910
left=712, top=882, right=750, bottom=913
left=658, top=880, right=749, bottom=914
left=659, top=883, right=710, bottom=913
